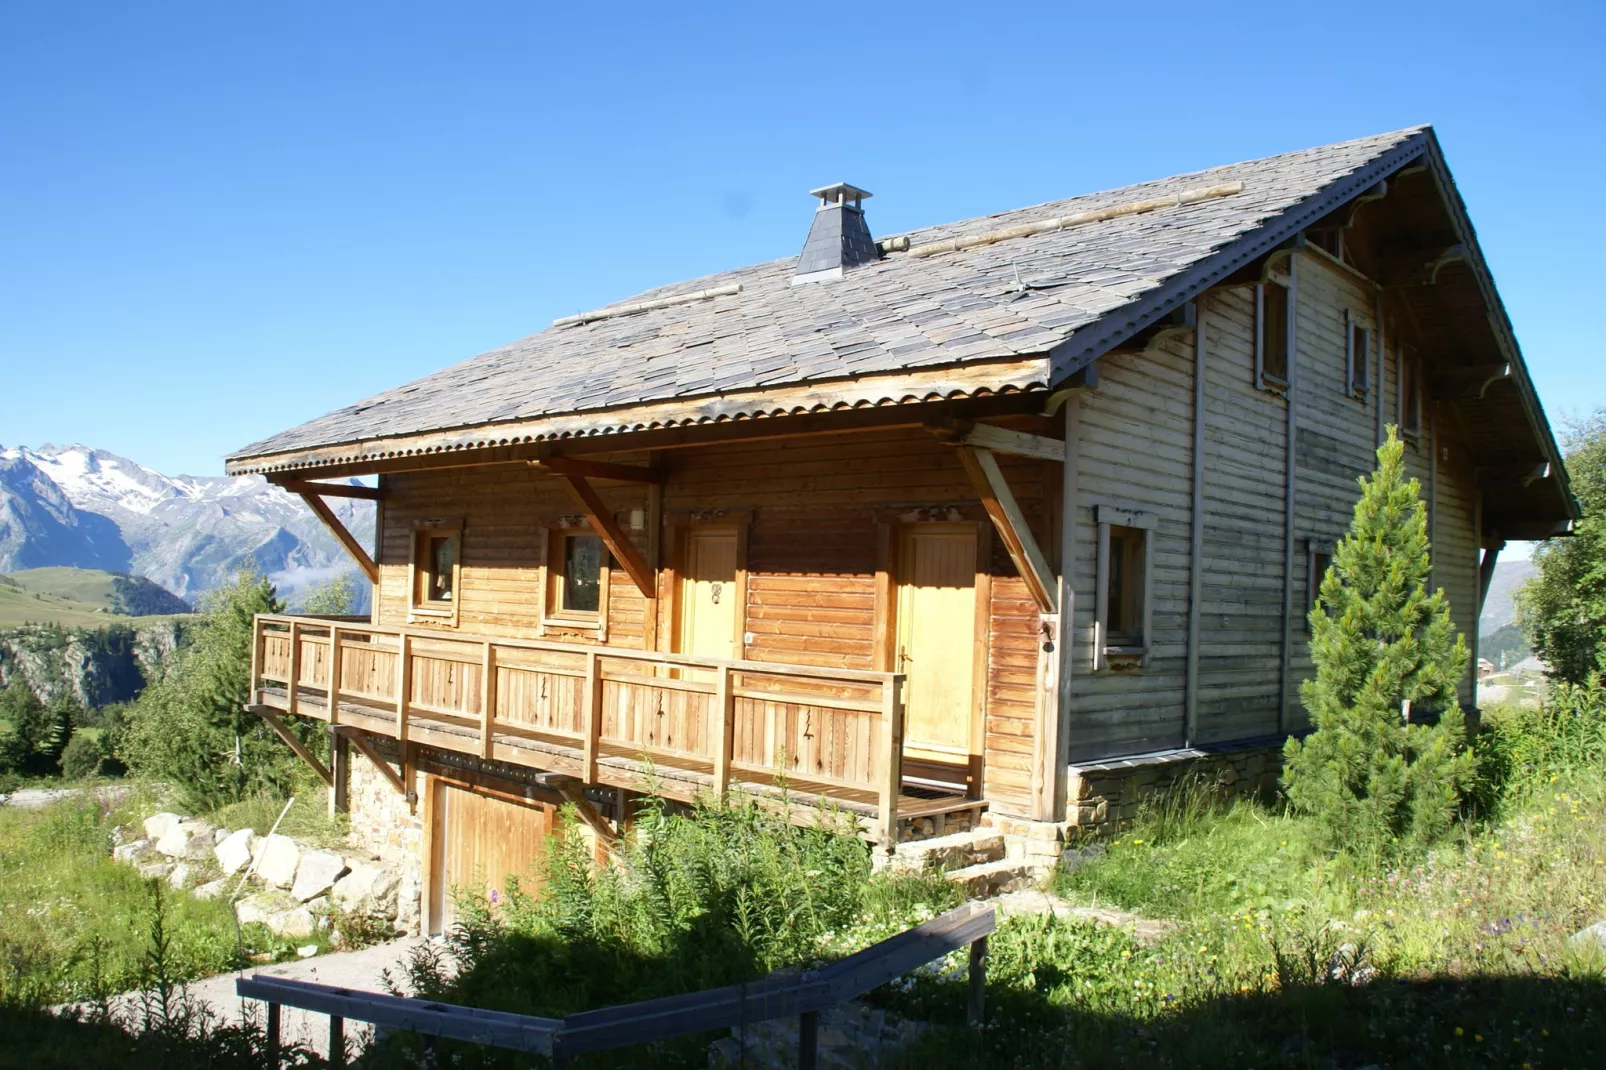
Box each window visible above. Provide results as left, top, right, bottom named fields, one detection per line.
left=1346, top=310, right=1370, bottom=399
left=1255, top=279, right=1290, bottom=391
left=408, top=519, right=462, bottom=625
left=1095, top=505, right=1157, bottom=670
left=546, top=528, right=608, bottom=627
left=1399, top=345, right=1422, bottom=436
left=1306, top=540, right=1335, bottom=633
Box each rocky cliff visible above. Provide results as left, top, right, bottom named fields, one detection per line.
left=0, top=618, right=190, bottom=707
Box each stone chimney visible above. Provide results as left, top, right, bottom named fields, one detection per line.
left=793, top=183, right=877, bottom=284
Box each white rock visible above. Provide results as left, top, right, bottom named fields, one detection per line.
left=168, top=863, right=194, bottom=890
left=331, top=863, right=401, bottom=917
left=194, top=879, right=229, bottom=901
left=1568, top=920, right=1606, bottom=951
left=296, top=944, right=318, bottom=959
left=156, top=821, right=217, bottom=861
left=138, top=861, right=174, bottom=880
left=255, top=834, right=302, bottom=889
left=143, top=812, right=185, bottom=842
left=291, top=850, right=349, bottom=902
left=237, top=892, right=316, bottom=939
left=213, top=827, right=229, bottom=845
left=214, top=828, right=256, bottom=876
left=113, top=839, right=153, bottom=864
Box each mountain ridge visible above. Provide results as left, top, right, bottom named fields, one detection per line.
left=0, top=443, right=373, bottom=606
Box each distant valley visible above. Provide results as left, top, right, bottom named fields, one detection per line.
left=0, top=443, right=372, bottom=610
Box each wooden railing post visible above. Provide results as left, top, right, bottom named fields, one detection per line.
left=287, top=621, right=301, bottom=718
left=713, top=664, right=734, bottom=798
left=395, top=632, right=411, bottom=744
left=581, top=650, right=601, bottom=783
left=878, top=673, right=905, bottom=847
left=265, top=1000, right=281, bottom=1068
left=327, top=626, right=342, bottom=725
left=328, top=1013, right=346, bottom=1069
left=967, top=934, right=988, bottom=1026
left=798, top=1009, right=819, bottom=1070
left=249, top=616, right=262, bottom=706
left=480, top=641, right=496, bottom=760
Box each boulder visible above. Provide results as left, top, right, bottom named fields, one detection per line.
left=291, top=850, right=349, bottom=902
left=138, top=861, right=175, bottom=881
left=194, top=879, right=229, bottom=901
left=156, top=821, right=217, bottom=861
left=113, top=839, right=154, bottom=865
left=1568, top=920, right=1606, bottom=952
left=168, top=863, right=194, bottom=890
left=395, top=865, right=422, bottom=934
left=143, top=812, right=185, bottom=842
left=214, top=828, right=256, bottom=876
left=213, top=827, right=229, bottom=845
left=237, top=892, right=315, bottom=939
left=331, top=863, right=401, bottom=917
left=255, top=834, right=302, bottom=889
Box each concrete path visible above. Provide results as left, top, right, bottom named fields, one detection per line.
left=0, top=784, right=132, bottom=810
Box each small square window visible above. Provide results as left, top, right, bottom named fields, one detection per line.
left=1256, top=280, right=1290, bottom=391
left=409, top=520, right=462, bottom=624
left=1105, top=526, right=1146, bottom=647
left=1346, top=311, right=1370, bottom=399
left=547, top=528, right=609, bottom=626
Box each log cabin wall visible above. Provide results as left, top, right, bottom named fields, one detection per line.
left=371, top=426, right=1057, bottom=817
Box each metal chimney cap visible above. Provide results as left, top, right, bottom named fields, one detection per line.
left=808, top=183, right=872, bottom=208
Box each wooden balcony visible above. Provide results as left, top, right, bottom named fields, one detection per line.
left=248, top=614, right=973, bottom=841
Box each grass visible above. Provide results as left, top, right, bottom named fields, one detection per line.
left=0, top=568, right=192, bottom=628
left=207, top=787, right=349, bottom=849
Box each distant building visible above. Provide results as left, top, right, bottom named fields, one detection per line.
left=1477, top=658, right=1495, bottom=679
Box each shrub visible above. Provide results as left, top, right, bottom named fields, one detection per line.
left=1283, top=428, right=1474, bottom=857
left=59, top=732, right=105, bottom=780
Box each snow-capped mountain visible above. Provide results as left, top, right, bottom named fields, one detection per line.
left=0, top=444, right=374, bottom=607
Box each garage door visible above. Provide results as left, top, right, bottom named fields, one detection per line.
left=427, top=778, right=560, bottom=933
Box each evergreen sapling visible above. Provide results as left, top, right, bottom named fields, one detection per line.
left=1283, top=428, right=1474, bottom=855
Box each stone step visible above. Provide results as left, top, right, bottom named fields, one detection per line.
left=876, top=831, right=1005, bottom=874
left=945, top=859, right=1036, bottom=899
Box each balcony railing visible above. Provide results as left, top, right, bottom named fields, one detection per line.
left=249, top=614, right=915, bottom=840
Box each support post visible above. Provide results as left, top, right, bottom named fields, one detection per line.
left=968, top=934, right=988, bottom=1026
left=328, top=1014, right=346, bottom=1069
left=287, top=620, right=301, bottom=718
left=582, top=650, right=601, bottom=783
left=878, top=674, right=904, bottom=847
left=265, top=1000, right=281, bottom=1068
left=251, top=706, right=333, bottom=786
left=328, top=728, right=349, bottom=816
left=480, top=642, right=496, bottom=759
left=798, top=1009, right=819, bottom=1070
left=1185, top=299, right=1207, bottom=746
left=1050, top=392, right=1082, bottom=821
left=395, top=633, right=411, bottom=745
left=712, top=664, right=734, bottom=797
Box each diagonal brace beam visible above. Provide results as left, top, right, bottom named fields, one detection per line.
left=296, top=492, right=379, bottom=584
left=338, top=728, right=407, bottom=797
left=559, top=474, right=656, bottom=598
left=248, top=705, right=333, bottom=786
left=956, top=446, right=1058, bottom=613
left=276, top=478, right=388, bottom=501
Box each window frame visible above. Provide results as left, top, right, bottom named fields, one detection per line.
left=1398, top=343, right=1423, bottom=438
left=1094, top=504, right=1158, bottom=671
left=1345, top=309, right=1370, bottom=400
left=1254, top=276, right=1292, bottom=393
left=1306, top=538, right=1336, bottom=634
left=407, top=518, right=463, bottom=627
left=542, top=524, right=610, bottom=635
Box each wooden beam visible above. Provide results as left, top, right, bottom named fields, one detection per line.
left=1431, top=363, right=1510, bottom=401
left=249, top=705, right=333, bottom=786
left=530, top=772, right=620, bottom=855
left=339, top=728, right=406, bottom=797
left=531, top=457, right=663, bottom=484
left=559, top=474, right=655, bottom=598
left=955, top=446, right=1057, bottom=613
left=927, top=420, right=1065, bottom=463
left=1478, top=540, right=1505, bottom=612
left=275, top=478, right=388, bottom=501
left=296, top=492, right=379, bottom=584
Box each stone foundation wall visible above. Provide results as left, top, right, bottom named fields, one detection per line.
left=345, top=738, right=426, bottom=933
left=1065, top=740, right=1283, bottom=827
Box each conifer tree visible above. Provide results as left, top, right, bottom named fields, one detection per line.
left=1283, top=428, right=1474, bottom=855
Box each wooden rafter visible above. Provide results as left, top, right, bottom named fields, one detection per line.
left=250, top=705, right=333, bottom=786
left=530, top=457, right=662, bottom=484
left=926, top=418, right=1065, bottom=463
left=276, top=478, right=388, bottom=501
left=339, top=728, right=407, bottom=797
left=955, top=446, right=1058, bottom=613
left=296, top=492, right=379, bottom=584
left=532, top=772, right=620, bottom=855
left=558, top=474, right=655, bottom=598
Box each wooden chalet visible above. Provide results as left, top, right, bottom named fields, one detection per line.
left=226, top=127, right=1574, bottom=930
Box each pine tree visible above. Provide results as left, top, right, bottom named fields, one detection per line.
left=1283, top=428, right=1475, bottom=856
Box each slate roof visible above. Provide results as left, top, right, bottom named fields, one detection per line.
left=230, top=127, right=1432, bottom=471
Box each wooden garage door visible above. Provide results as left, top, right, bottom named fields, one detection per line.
left=427, top=779, right=558, bottom=933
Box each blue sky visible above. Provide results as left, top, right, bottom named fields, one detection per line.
left=2, top=1, right=1602, bottom=478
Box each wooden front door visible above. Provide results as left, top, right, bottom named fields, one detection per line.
left=427, top=779, right=558, bottom=934
left=896, top=524, right=981, bottom=776
left=679, top=528, right=741, bottom=664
